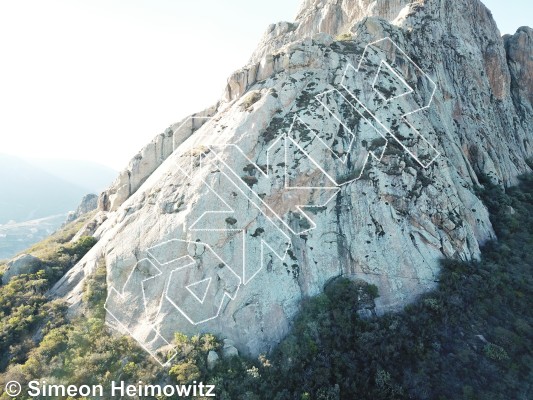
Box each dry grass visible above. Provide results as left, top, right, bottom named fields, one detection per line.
left=25, top=211, right=97, bottom=261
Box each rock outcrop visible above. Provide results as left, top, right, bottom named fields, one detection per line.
left=98, top=106, right=217, bottom=212
left=207, top=350, right=219, bottom=370
left=65, top=194, right=98, bottom=224
left=2, top=254, right=41, bottom=284
left=505, top=27, right=533, bottom=127
left=51, top=0, right=532, bottom=358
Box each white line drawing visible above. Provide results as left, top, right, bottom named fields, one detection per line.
left=104, top=37, right=442, bottom=364
left=341, top=37, right=440, bottom=169
left=186, top=278, right=212, bottom=304
left=105, top=257, right=184, bottom=366
left=161, top=239, right=241, bottom=325
left=214, top=142, right=340, bottom=235
left=372, top=60, right=414, bottom=102
left=182, top=149, right=292, bottom=285
left=140, top=254, right=196, bottom=325
left=312, top=88, right=389, bottom=184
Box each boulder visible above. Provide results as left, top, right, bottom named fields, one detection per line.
left=222, top=345, right=240, bottom=359
left=207, top=350, right=219, bottom=370
left=2, top=254, right=41, bottom=284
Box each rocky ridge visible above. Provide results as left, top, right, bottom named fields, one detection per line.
left=65, top=194, right=98, bottom=224
left=50, top=0, right=532, bottom=357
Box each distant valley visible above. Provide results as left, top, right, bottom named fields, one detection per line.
left=0, top=154, right=116, bottom=259
left=0, top=214, right=67, bottom=260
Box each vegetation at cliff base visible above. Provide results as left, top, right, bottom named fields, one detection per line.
left=0, top=232, right=96, bottom=373
left=229, top=174, right=531, bottom=400
left=0, top=174, right=532, bottom=400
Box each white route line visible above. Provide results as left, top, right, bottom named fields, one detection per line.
left=342, top=37, right=440, bottom=169
left=314, top=88, right=389, bottom=184
left=105, top=257, right=181, bottom=366
left=185, top=148, right=291, bottom=285
left=372, top=60, right=414, bottom=102
left=105, top=37, right=442, bottom=365
left=186, top=277, right=212, bottom=304
left=161, top=239, right=242, bottom=326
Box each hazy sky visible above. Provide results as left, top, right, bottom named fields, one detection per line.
left=0, top=0, right=301, bottom=170
left=0, top=0, right=529, bottom=170
left=482, top=0, right=532, bottom=35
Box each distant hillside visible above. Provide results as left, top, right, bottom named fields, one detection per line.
left=0, top=154, right=116, bottom=224
left=23, top=157, right=117, bottom=194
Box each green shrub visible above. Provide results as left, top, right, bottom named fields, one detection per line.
left=241, top=91, right=262, bottom=110
left=483, top=343, right=510, bottom=361
left=2, top=172, right=533, bottom=400
left=60, top=236, right=97, bottom=257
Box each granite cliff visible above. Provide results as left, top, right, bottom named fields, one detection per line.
left=50, top=0, right=532, bottom=359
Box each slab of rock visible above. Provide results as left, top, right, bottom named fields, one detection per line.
left=98, top=105, right=217, bottom=212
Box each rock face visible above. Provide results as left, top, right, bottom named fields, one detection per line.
left=98, top=106, right=217, bottom=212
left=52, top=0, right=532, bottom=358
left=505, top=27, right=533, bottom=125
left=2, top=254, right=41, bottom=284
left=66, top=194, right=98, bottom=224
